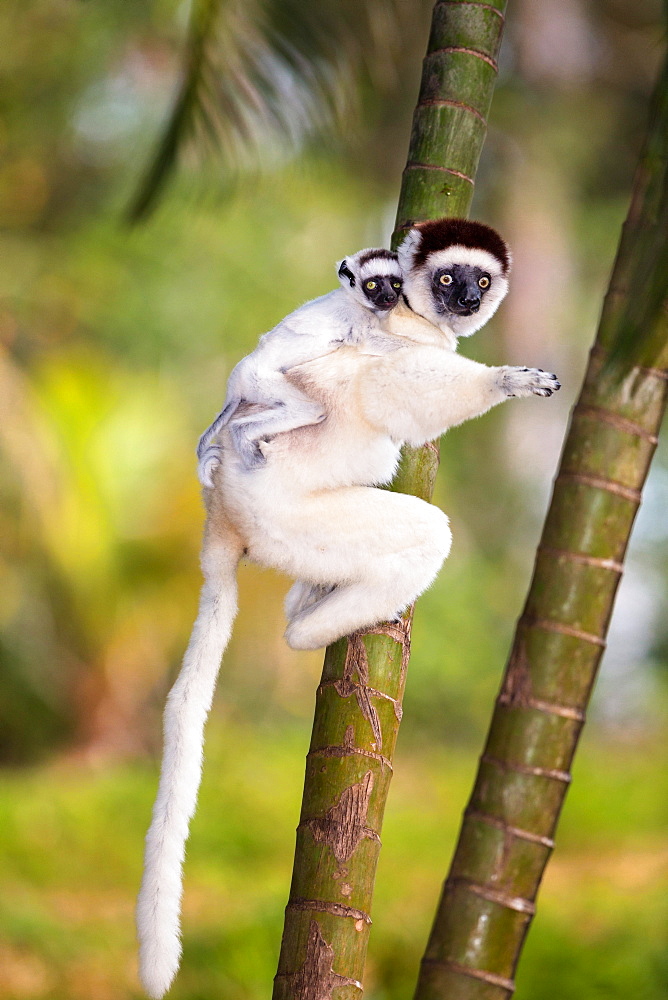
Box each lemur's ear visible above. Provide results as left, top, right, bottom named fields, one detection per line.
left=396, top=228, right=422, bottom=275
left=338, top=260, right=356, bottom=287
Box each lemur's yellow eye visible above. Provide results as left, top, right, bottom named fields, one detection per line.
left=479, top=276, right=490, bottom=289
left=439, top=274, right=453, bottom=286
left=366, top=281, right=377, bottom=290
left=392, top=282, right=401, bottom=289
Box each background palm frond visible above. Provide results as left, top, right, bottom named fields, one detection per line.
left=128, top=0, right=426, bottom=221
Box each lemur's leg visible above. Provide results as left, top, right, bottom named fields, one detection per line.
left=230, top=395, right=327, bottom=471
left=235, top=380, right=327, bottom=461
left=197, top=391, right=328, bottom=481
left=246, top=487, right=451, bottom=650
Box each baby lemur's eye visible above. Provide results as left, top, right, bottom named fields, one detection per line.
left=392, top=282, right=401, bottom=289
left=478, top=275, right=490, bottom=289
left=439, top=274, right=453, bottom=286
left=366, top=281, right=377, bottom=290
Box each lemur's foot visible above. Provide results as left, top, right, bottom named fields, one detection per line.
left=284, top=582, right=335, bottom=621
left=239, top=439, right=268, bottom=471
left=500, top=367, right=561, bottom=398
left=198, top=444, right=224, bottom=488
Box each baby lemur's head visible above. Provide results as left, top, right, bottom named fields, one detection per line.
left=337, top=248, right=403, bottom=314
left=397, top=218, right=511, bottom=337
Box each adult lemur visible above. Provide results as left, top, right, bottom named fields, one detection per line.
left=197, top=247, right=403, bottom=481
left=137, top=218, right=560, bottom=999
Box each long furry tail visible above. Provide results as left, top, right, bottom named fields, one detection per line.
left=136, top=534, right=241, bottom=998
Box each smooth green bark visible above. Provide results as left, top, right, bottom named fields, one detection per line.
left=414, top=53, right=668, bottom=1000
left=273, top=2, right=508, bottom=996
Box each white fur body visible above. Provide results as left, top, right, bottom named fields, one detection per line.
left=138, top=222, right=560, bottom=998
left=137, top=297, right=559, bottom=998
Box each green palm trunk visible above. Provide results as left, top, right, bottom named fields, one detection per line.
left=413, top=52, right=668, bottom=1000
left=273, top=2, right=508, bottom=996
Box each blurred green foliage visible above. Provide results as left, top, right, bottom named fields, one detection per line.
left=1, top=722, right=666, bottom=999
left=1, top=0, right=667, bottom=996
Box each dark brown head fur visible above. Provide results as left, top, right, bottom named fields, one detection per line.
left=411, top=218, right=510, bottom=274
left=356, top=248, right=399, bottom=268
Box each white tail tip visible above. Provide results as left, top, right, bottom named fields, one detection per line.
left=138, top=933, right=181, bottom=999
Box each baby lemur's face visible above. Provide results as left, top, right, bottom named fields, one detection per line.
left=361, top=272, right=402, bottom=311
left=337, top=248, right=402, bottom=313
left=431, top=263, right=492, bottom=318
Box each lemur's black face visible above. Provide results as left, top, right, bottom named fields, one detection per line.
left=362, top=275, right=402, bottom=311
left=432, top=264, right=491, bottom=317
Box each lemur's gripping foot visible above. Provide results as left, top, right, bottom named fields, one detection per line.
left=198, top=444, right=224, bottom=488
left=284, top=582, right=336, bottom=621
left=500, top=367, right=561, bottom=398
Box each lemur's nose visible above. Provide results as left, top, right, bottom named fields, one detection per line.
left=378, top=283, right=398, bottom=305
left=458, top=293, right=480, bottom=309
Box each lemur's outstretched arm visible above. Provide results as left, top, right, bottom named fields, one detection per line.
left=360, top=347, right=560, bottom=446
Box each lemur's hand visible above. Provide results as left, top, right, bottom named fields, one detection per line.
left=198, top=444, right=224, bottom=488
left=499, top=367, right=561, bottom=398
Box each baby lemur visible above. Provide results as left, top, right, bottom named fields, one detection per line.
left=197, top=247, right=403, bottom=481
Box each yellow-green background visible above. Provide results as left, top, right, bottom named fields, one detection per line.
left=1, top=2, right=666, bottom=997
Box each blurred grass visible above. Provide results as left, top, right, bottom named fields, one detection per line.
left=1, top=719, right=666, bottom=1000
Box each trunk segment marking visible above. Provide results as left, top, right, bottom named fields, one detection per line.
left=287, top=901, right=372, bottom=924
left=464, top=809, right=555, bottom=849
left=421, top=958, right=515, bottom=992
left=448, top=876, right=536, bottom=914
left=480, top=754, right=572, bottom=784
left=416, top=98, right=488, bottom=123
left=308, top=745, right=393, bottom=771
left=498, top=640, right=587, bottom=720
left=519, top=615, right=607, bottom=647
left=309, top=723, right=392, bottom=769
left=497, top=693, right=587, bottom=722
left=426, top=46, right=499, bottom=70
left=557, top=471, right=643, bottom=504
left=537, top=546, right=624, bottom=574
left=573, top=403, right=660, bottom=443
